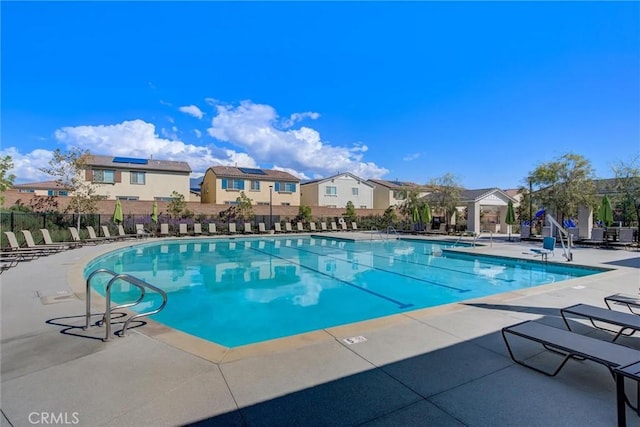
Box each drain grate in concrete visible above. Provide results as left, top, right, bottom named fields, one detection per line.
left=342, top=336, right=367, bottom=345
left=36, top=289, right=79, bottom=305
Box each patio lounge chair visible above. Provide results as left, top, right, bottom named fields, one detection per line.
left=160, top=223, right=171, bottom=237
left=274, top=223, right=283, bottom=233
left=284, top=222, right=293, bottom=233
left=69, top=227, right=102, bottom=245
left=258, top=223, right=267, bottom=233
left=117, top=225, right=138, bottom=239
left=101, top=226, right=125, bottom=241
left=605, top=294, right=640, bottom=315
left=193, top=223, right=203, bottom=236
left=207, top=223, right=218, bottom=235
left=296, top=222, right=304, bottom=232
left=228, top=223, right=237, bottom=234
left=351, top=222, right=358, bottom=231
left=560, top=303, right=640, bottom=342
left=320, top=222, right=328, bottom=232
left=530, top=237, right=556, bottom=261
left=135, top=224, right=152, bottom=238
left=179, top=223, right=190, bottom=236
left=340, top=221, right=348, bottom=232
left=309, top=222, right=317, bottom=232
left=1, top=232, right=44, bottom=259
left=502, top=320, right=640, bottom=377
left=21, top=230, right=65, bottom=252
left=330, top=222, right=338, bottom=232
left=41, top=228, right=81, bottom=248
left=244, top=223, right=254, bottom=234
left=86, top=226, right=113, bottom=243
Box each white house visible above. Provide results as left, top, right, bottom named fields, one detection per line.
left=301, top=173, right=375, bottom=208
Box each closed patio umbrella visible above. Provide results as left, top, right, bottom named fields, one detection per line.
left=412, top=205, right=420, bottom=230
left=421, top=202, right=432, bottom=225
left=505, top=200, right=516, bottom=241
left=151, top=200, right=159, bottom=224
left=112, top=200, right=124, bottom=225
left=598, top=195, right=613, bottom=227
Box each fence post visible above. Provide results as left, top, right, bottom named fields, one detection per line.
left=10, top=211, right=14, bottom=233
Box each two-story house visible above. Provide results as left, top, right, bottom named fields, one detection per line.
left=367, top=179, right=428, bottom=209
left=200, top=166, right=300, bottom=206
left=83, top=155, right=193, bottom=201
left=300, top=173, right=375, bottom=208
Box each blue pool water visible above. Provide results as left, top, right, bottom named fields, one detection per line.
left=85, top=237, right=604, bottom=347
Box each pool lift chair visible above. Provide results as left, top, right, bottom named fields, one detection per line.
left=530, top=211, right=573, bottom=262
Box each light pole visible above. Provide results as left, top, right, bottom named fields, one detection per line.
left=529, top=179, right=533, bottom=238
left=269, top=185, right=273, bottom=231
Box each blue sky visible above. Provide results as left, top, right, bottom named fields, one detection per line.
left=2, top=1, right=638, bottom=189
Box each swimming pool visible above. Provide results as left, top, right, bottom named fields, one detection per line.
left=85, top=236, right=604, bottom=347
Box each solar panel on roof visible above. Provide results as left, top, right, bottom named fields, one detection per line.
left=238, top=167, right=266, bottom=175
left=113, top=157, right=148, bottom=165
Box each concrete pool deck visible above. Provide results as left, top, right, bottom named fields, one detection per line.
left=1, top=233, right=639, bottom=426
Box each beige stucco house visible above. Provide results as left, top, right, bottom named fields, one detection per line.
left=200, top=166, right=300, bottom=206
left=82, top=155, right=193, bottom=201
left=301, top=173, right=375, bottom=208
left=367, top=179, right=429, bottom=209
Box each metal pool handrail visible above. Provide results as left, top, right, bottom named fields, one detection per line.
left=85, top=269, right=167, bottom=341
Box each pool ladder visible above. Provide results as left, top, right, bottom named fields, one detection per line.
left=370, top=226, right=399, bottom=241
left=85, top=269, right=167, bottom=341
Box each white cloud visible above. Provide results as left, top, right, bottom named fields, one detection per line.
left=403, top=153, right=421, bottom=161
left=179, top=105, right=204, bottom=119
left=194, top=129, right=202, bottom=138
left=207, top=100, right=388, bottom=179
left=0, top=147, right=54, bottom=183
left=281, top=111, right=320, bottom=129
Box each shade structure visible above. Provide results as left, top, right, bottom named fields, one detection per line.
left=151, top=200, right=159, bottom=224
left=421, top=203, right=432, bottom=224
left=112, top=200, right=124, bottom=224
left=598, top=195, right=613, bottom=227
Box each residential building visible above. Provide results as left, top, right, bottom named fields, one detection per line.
left=12, top=180, right=70, bottom=197
left=81, top=155, right=192, bottom=201
left=200, top=166, right=300, bottom=206
left=301, top=173, right=375, bottom=208
left=367, top=179, right=428, bottom=209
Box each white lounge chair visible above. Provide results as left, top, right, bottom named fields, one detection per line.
left=86, top=226, right=112, bottom=243
left=274, top=223, right=283, bottom=233
left=117, top=225, right=137, bottom=239
left=160, top=223, right=171, bottom=237
left=41, top=228, right=81, bottom=248
left=179, top=223, right=190, bottom=236
left=228, top=223, right=237, bottom=234
left=135, top=224, right=151, bottom=238
left=330, top=222, right=338, bottom=232
left=296, top=222, right=304, bottom=232
left=101, top=225, right=125, bottom=241
left=21, top=230, right=65, bottom=252
left=284, top=222, right=293, bottom=233
left=207, top=223, right=218, bottom=235
left=244, top=223, right=254, bottom=234
left=258, top=223, right=267, bottom=233
left=320, top=222, right=328, bottom=232
left=193, top=223, right=203, bottom=236
left=351, top=222, right=358, bottom=231
left=309, top=222, right=317, bottom=232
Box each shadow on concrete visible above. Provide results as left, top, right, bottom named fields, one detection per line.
left=604, top=257, right=640, bottom=269
left=181, top=312, right=635, bottom=427
left=462, top=303, right=562, bottom=317
left=46, top=312, right=148, bottom=340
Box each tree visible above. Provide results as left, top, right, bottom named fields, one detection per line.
left=397, top=188, right=422, bottom=218
left=0, top=155, right=16, bottom=206
left=382, top=206, right=397, bottom=227
left=40, top=148, right=101, bottom=230
left=527, top=153, right=596, bottom=221
left=297, top=204, right=312, bottom=223
left=167, top=191, right=187, bottom=218
left=343, top=201, right=356, bottom=222
left=427, top=173, right=463, bottom=227
left=612, top=154, right=640, bottom=229
left=235, top=191, right=254, bottom=220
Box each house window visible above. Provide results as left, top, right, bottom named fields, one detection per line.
left=281, top=202, right=290, bottom=206
left=326, top=186, right=337, bottom=196
left=224, top=201, right=239, bottom=205
left=393, top=190, right=405, bottom=200
left=360, top=205, right=367, bottom=209
left=154, top=197, right=174, bottom=202
left=274, top=182, right=296, bottom=193
left=18, top=189, right=34, bottom=193
left=130, top=171, right=146, bottom=185
left=47, top=190, right=68, bottom=196
left=352, top=187, right=359, bottom=196
left=221, top=178, right=244, bottom=190
left=117, top=196, right=139, bottom=201
left=93, top=169, right=115, bottom=183
left=250, top=180, right=260, bottom=191
left=257, top=202, right=270, bottom=206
